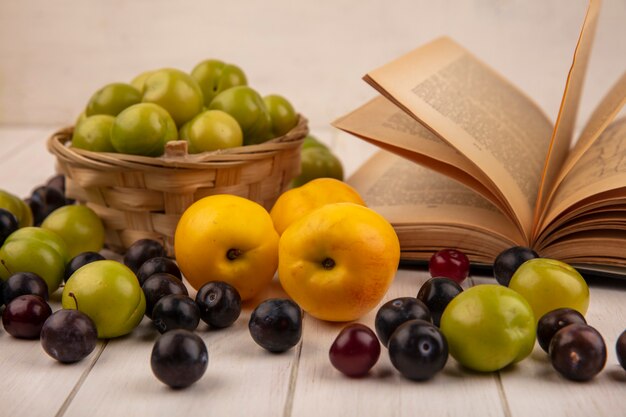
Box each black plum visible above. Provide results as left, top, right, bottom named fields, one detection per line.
left=137, top=257, right=182, bottom=286
left=142, top=273, right=188, bottom=318
left=2, top=295, right=52, bottom=339
left=0, top=208, right=19, bottom=246
left=416, top=277, right=463, bottom=327
left=493, top=246, right=539, bottom=286
left=375, top=297, right=431, bottom=347
left=549, top=323, right=606, bottom=381
left=46, top=174, right=65, bottom=194
left=617, top=330, right=626, bottom=370
left=151, top=329, right=208, bottom=389
left=65, top=251, right=106, bottom=282
left=195, top=281, right=241, bottom=329
left=388, top=319, right=448, bottom=381
left=249, top=298, right=302, bottom=353
left=40, top=309, right=98, bottom=363
left=329, top=323, right=380, bottom=377
left=24, top=198, right=40, bottom=225
left=2, top=272, right=49, bottom=304
left=29, top=185, right=66, bottom=225
left=152, top=294, right=200, bottom=334
left=537, top=308, right=587, bottom=353
left=124, top=239, right=167, bottom=273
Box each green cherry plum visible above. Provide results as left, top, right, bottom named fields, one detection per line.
left=85, top=83, right=142, bottom=117
left=209, top=86, right=272, bottom=145
left=130, top=70, right=156, bottom=93
left=0, top=235, right=66, bottom=294
left=0, top=190, right=33, bottom=228
left=185, top=110, right=243, bottom=153
left=71, top=115, right=116, bottom=152
left=41, top=205, right=105, bottom=259
left=301, top=135, right=329, bottom=150
left=75, top=111, right=87, bottom=127
left=62, top=260, right=146, bottom=339
left=440, top=284, right=535, bottom=372
left=191, top=59, right=248, bottom=106
left=142, top=68, right=204, bottom=127
left=110, top=103, right=177, bottom=156
left=263, top=94, right=298, bottom=137
left=291, top=147, right=343, bottom=187
left=177, top=120, right=195, bottom=152
left=509, top=258, right=589, bottom=320
left=5, top=226, right=69, bottom=263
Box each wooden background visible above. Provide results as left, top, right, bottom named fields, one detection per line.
left=1, top=0, right=625, bottom=132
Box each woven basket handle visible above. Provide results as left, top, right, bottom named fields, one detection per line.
left=163, top=140, right=189, bottom=159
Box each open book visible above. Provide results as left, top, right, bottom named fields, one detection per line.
left=333, top=0, right=626, bottom=272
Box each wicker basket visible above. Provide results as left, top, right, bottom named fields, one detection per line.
left=47, top=116, right=308, bottom=256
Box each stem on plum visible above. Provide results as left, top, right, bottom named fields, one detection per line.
left=226, top=248, right=242, bottom=261
left=322, top=258, right=335, bottom=270
left=69, top=292, right=79, bottom=310
left=0, top=259, right=12, bottom=275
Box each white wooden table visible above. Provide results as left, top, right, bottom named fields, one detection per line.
left=0, top=127, right=624, bottom=417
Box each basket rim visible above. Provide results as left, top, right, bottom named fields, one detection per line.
left=48, top=115, right=309, bottom=170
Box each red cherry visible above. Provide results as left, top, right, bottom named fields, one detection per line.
left=329, top=323, right=380, bottom=377
left=428, top=249, right=470, bottom=284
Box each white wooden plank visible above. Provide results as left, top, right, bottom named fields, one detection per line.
left=62, top=280, right=301, bottom=417
left=0, top=296, right=106, bottom=417
left=0, top=131, right=98, bottom=417
left=289, top=270, right=508, bottom=417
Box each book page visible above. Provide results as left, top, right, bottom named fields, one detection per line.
left=538, top=194, right=626, bottom=244
left=541, top=117, right=626, bottom=232
left=333, top=96, right=517, bottom=221
left=348, top=151, right=526, bottom=262
left=547, top=71, right=626, bottom=201
left=533, top=0, right=601, bottom=234
left=541, top=208, right=626, bottom=248
left=540, top=230, right=626, bottom=267
left=364, top=37, right=554, bottom=241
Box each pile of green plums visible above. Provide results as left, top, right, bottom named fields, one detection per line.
left=72, top=59, right=300, bottom=157
left=0, top=204, right=105, bottom=295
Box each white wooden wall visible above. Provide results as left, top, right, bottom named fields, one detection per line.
left=1, top=0, right=625, bottom=134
